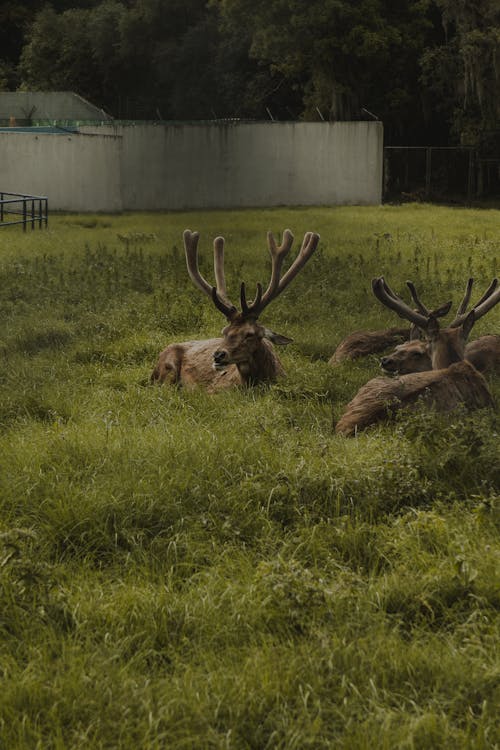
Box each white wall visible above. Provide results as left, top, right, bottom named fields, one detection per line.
left=0, top=131, right=122, bottom=212
left=1, top=121, right=382, bottom=211
left=84, top=121, right=383, bottom=209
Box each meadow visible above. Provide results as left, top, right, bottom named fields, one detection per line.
left=0, top=204, right=499, bottom=749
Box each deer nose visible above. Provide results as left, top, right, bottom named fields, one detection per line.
left=213, top=349, right=227, bottom=364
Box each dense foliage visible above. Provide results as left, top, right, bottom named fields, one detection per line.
left=0, top=206, right=499, bottom=747
left=1, top=0, right=499, bottom=147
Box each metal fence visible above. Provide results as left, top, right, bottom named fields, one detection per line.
left=0, top=192, right=48, bottom=230
left=383, top=146, right=500, bottom=204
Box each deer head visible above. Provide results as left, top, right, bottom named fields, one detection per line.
left=183, top=228, right=320, bottom=384
left=380, top=339, right=432, bottom=374
left=372, top=276, right=500, bottom=370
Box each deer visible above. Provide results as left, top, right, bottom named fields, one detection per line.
left=328, top=326, right=411, bottom=365
left=152, top=228, right=320, bottom=391
left=329, top=277, right=455, bottom=366
left=380, top=278, right=500, bottom=376
left=381, top=334, right=500, bottom=375
left=335, top=276, right=500, bottom=437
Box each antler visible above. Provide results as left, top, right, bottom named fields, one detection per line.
left=403, top=280, right=452, bottom=340
left=237, top=229, right=320, bottom=318
left=371, top=277, right=445, bottom=329
left=184, top=229, right=237, bottom=318
left=406, top=281, right=454, bottom=319
left=273, top=231, right=321, bottom=298
left=449, top=277, right=500, bottom=327
left=236, top=229, right=295, bottom=318
left=374, top=275, right=500, bottom=334
left=454, top=277, right=474, bottom=318
left=261, top=229, right=295, bottom=306
left=183, top=228, right=320, bottom=321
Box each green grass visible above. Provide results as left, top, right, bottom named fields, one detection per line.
left=0, top=205, right=499, bottom=749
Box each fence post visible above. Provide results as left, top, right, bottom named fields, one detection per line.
left=467, top=150, right=474, bottom=203
left=425, top=147, right=432, bottom=198
left=22, top=199, right=27, bottom=231
left=383, top=149, right=390, bottom=200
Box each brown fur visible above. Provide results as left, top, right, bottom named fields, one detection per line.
left=338, top=275, right=500, bottom=436
left=428, top=322, right=468, bottom=369
left=466, top=335, right=500, bottom=374
left=335, top=360, right=494, bottom=436
left=381, top=334, right=500, bottom=375
left=152, top=339, right=242, bottom=391
left=151, top=327, right=286, bottom=391
left=329, top=327, right=410, bottom=365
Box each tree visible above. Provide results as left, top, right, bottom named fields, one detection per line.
left=421, top=0, right=500, bottom=148
left=19, top=6, right=101, bottom=100
left=19, top=0, right=222, bottom=118
left=11, top=0, right=499, bottom=149
left=214, top=0, right=444, bottom=141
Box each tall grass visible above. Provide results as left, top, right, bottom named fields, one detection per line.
left=0, top=205, right=499, bottom=749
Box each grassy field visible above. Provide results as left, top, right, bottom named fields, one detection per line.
left=0, top=204, right=499, bottom=749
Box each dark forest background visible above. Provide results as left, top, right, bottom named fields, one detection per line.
left=1, top=0, right=499, bottom=149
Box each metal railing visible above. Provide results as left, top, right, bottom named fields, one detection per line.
left=0, top=192, right=48, bottom=230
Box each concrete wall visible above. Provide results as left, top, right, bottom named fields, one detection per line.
left=1, top=121, right=382, bottom=211
left=0, top=131, right=122, bottom=212
left=0, top=92, right=111, bottom=123
left=82, top=121, right=383, bottom=209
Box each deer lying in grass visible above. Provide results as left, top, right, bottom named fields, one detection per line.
left=152, top=229, right=320, bottom=390
left=380, top=278, right=500, bottom=375
left=381, top=334, right=500, bottom=375
left=335, top=277, right=500, bottom=437
left=328, top=326, right=411, bottom=365
left=328, top=283, right=452, bottom=365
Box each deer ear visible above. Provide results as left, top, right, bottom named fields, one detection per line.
left=461, top=310, right=475, bottom=340
left=263, top=328, right=293, bottom=346
left=409, top=324, right=421, bottom=341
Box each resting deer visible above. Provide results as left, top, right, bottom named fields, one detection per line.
left=328, top=283, right=452, bottom=366
left=381, top=334, right=500, bottom=376
left=329, top=326, right=411, bottom=365
left=152, top=228, right=320, bottom=391
left=335, top=276, right=500, bottom=437
left=380, top=278, right=500, bottom=375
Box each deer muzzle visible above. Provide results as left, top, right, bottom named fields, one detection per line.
left=380, top=356, right=398, bottom=374
left=213, top=348, right=230, bottom=370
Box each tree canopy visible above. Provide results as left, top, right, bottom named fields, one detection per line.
left=1, top=0, right=498, bottom=147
